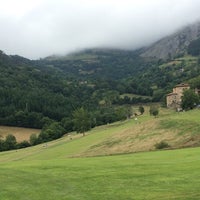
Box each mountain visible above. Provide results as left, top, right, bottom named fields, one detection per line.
left=0, top=48, right=153, bottom=134
left=40, top=48, right=149, bottom=80
left=141, top=21, right=200, bottom=59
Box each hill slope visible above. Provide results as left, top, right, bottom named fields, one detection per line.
left=1, top=108, right=200, bottom=161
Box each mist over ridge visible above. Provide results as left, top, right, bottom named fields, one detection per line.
left=0, top=0, right=200, bottom=59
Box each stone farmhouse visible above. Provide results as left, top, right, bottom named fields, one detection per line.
left=166, top=83, right=190, bottom=109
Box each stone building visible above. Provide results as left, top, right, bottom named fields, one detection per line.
left=166, top=83, right=190, bottom=109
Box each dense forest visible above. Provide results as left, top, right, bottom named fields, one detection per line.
left=0, top=49, right=154, bottom=129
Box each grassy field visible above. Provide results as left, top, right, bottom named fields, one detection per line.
left=0, top=126, right=40, bottom=142
left=1, top=108, right=200, bottom=199
left=0, top=148, right=200, bottom=199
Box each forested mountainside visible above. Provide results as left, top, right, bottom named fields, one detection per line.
left=36, top=36, right=200, bottom=102
left=40, top=48, right=149, bottom=80
left=0, top=49, right=152, bottom=133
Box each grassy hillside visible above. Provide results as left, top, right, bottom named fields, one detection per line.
left=0, top=126, right=40, bottom=142
left=78, top=108, right=200, bottom=157
left=1, top=107, right=200, bottom=161
left=1, top=108, right=200, bottom=199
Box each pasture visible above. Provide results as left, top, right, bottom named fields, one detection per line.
left=0, top=148, right=200, bottom=200
left=0, top=108, right=200, bottom=199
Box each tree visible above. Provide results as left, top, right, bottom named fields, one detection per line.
left=17, top=140, right=30, bottom=149
left=61, top=117, right=74, bottom=132
left=0, top=138, right=5, bottom=151
left=102, top=90, right=119, bottom=107
left=149, top=106, right=159, bottom=117
left=181, top=89, right=199, bottom=110
left=30, top=134, right=38, bottom=146
left=198, top=56, right=200, bottom=65
left=38, top=122, right=65, bottom=142
left=139, top=106, right=145, bottom=115
left=189, top=76, right=200, bottom=89
left=4, top=134, right=17, bottom=150
left=125, top=105, right=133, bottom=119
left=73, top=107, right=91, bottom=136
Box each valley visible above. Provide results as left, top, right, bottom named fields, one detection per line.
left=0, top=20, right=200, bottom=199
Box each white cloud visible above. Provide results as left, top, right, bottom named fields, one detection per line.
left=0, top=0, right=200, bottom=59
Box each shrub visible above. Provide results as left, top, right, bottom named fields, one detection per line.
left=139, top=106, right=145, bottom=115
left=30, top=134, right=39, bottom=146
left=4, top=134, right=17, bottom=150
left=38, top=122, right=65, bottom=142
left=149, top=106, right=159, bottom=117
left=155, top=141, right=170, bottom=149
left=17, top=140, right=31, bottom=149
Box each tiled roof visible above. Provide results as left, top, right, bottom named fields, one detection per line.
left=175, top=83, right=190, bottom=88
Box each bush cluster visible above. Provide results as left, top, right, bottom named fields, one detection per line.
left=155, top=141, right=170, bottom=149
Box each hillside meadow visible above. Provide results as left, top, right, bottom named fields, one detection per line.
left=0, top=107, right=200, bottom=199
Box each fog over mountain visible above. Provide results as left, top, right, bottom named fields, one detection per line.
left=0, top=0, right=200, bottom=59
left=141, top=21, right=200, bottom=59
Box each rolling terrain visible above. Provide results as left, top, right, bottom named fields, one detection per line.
left=0, top=107, right=200, bottom=199
left=1, top=107, right=200, bottom=161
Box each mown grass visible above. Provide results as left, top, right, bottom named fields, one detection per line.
left=1, top=147, right=200, bottom=200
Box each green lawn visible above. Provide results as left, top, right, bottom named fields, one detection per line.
left=0, top=147, right=200, bottom=199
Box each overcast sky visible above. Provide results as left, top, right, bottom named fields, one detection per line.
left=0, top=0, right=200, bottom=59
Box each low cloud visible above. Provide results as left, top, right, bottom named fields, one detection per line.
left=0, top=0, right=200, bottom=59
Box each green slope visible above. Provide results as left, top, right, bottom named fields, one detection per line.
left=1, top=108, right=200, bottom=199
left=0, top=118, right=140, bottom=162
left=1, top=108, right=200, bottom=162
